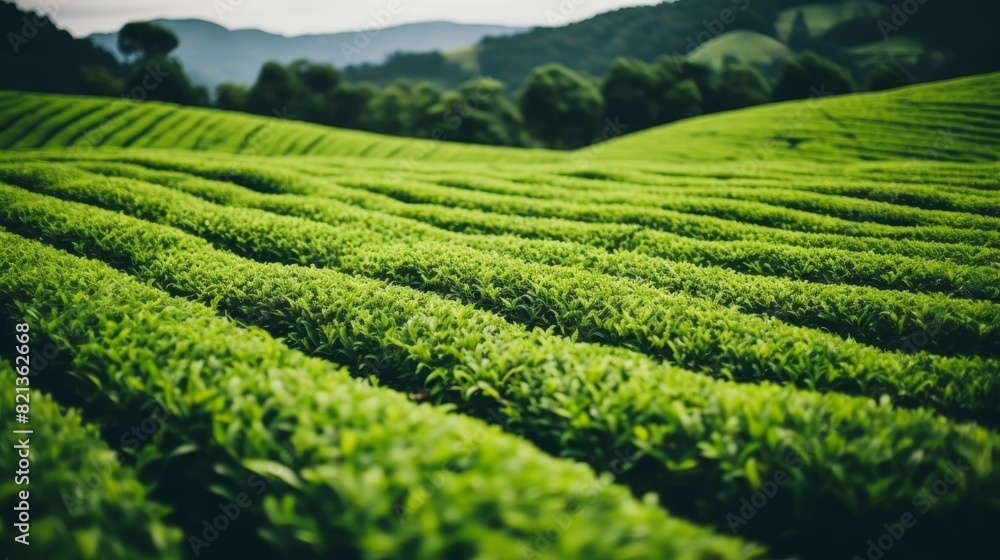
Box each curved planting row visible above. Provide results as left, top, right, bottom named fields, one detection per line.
left=16, top=150, right=1000, bottom=268
left=10, top=150, right=998, bottom=289
left=0, top=91, right=569, bottom=163
left=482, top=164, right=1000, bottom=214
left=480, top=163, right=1000, bottom=217
left=395, top=171, right=1000, bottom=233
left=76, top=160, right=1000, bottom=359
left=0, top=360, right=184, bottom=559
left=324, top=175, right=1000, bottom=249
left=0, top=229, right=761, bottom=560
left=91, top=152, right=1000, bottom=297
left=1, top=183, right=999, bottom=559
left=594, top=72, right=1000, bottom=163
left=3, top=167, right=997, bottom=426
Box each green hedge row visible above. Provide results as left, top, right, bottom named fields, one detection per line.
left=9, top=151, right=998, bottom=298
left=2, top=168, right=995, bottom=427
left=387, top=159, right=1000, bottom=217
left=102, top=152, right=1000, bottom=297
left=1, top=183, right=998, bottom=559
left=325, top=174, right=1000, bottom=249
left=178, top=153, right=1000, bottom=261
left=0, top=360, right=183, bottom=559
left=0, top=229, right=762, bottom=560
left=322, top=160, right=1000, bottom=265
left=77, top=160, right=1000, bottom=359
left=393, top=170, right=1000, bottom=233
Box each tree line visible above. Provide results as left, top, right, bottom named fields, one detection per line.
left=211, top=45, right=905, bottom=150
left=110, top=21, right=902, bottom=150
left=0, top=9, right=923, bottom=150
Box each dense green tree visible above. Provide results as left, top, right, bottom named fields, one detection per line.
left=215, top=83, right=249, bottom=111
left=650, top=55, right=685, bottom=91
left=865, top=60, right=914, bottom=92
left=246, top=62, right=297, bottom=115
left=425, top=78, right=526, bottom=146
left=79, top=66, right=124, bottom=97
left=518, top=64, right=604, bottom=149
left=322, top=83, right=377, bottom=129
left=361, top=81, right=441, bottom=137
left=290, top=60, right=342, bottom=93
left=343, top=51, right=470, bottom=89
left=118, top=22, right=179, bottom=62
left=115, top=22, right=205, bottom=105
left=123, top=56, right=207, bottom=105
left=713, top=64, right=772, bottom=111
left=660, top=79, right=703, bottom=123
left=601, top=58, right=668, bottom=132
left=773, top=51, right=855, bottom=101
left=677, top=59, right=717, bottom=111
left=360, top=83, right=411, bottom=134
left=284, top=60, right=342, bottom=122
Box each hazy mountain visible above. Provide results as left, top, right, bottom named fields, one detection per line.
left=88, top=18, right=525, bottom=92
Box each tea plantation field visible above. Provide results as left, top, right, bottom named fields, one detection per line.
left=1, top=73, right=999, bottom=560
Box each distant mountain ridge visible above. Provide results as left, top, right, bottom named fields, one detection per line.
left=88, top=18, right=525, bottom=92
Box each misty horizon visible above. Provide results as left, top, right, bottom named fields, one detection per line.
left=11, top=0, right=667, bottom=38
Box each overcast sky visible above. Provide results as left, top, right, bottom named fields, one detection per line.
left=14, top=0, right=666, bottom=37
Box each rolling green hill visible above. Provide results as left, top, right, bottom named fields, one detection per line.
left=689, top=30, right=793, bottom=74
left=1, top=72, right=999, bottom=560
left=597, top=71, right=1000, bottom=163
left=4, top=72, right=999, bottom=166
left=0, top=90, right=564, bottom=163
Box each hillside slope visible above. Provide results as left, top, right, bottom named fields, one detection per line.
left=597, top=72, right=1000, bottom=164
left=1, top=63, right=1000, bottom=560
left=3, top=72, right=999, bottom=166
left=689, top=30, right=792, bottom=75
left=0, top=91, right=563, bottom=164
